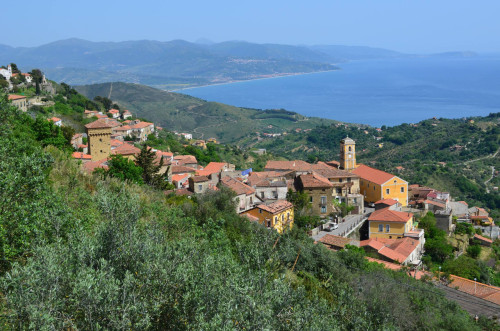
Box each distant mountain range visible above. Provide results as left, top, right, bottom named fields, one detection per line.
left=0, top=38, right=481, bottom=89
left=0, top=38, right=408, bottom=88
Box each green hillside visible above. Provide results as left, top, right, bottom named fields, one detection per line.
left=75, top=82, right=337, bottom=142
left=1, top=90, right=495, bottom=330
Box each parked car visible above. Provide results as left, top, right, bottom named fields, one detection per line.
left=323, top=223, right=339, bottom=231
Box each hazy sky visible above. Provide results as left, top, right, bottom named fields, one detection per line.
left=2, top=0, right=499, bottom=53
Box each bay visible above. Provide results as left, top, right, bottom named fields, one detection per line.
left=179, top=56, right=500, bottom=127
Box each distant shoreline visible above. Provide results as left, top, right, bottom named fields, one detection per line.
left=167, top=69, right=339, bottom=92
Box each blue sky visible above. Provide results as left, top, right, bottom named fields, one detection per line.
left=2, top=0, right=499, bottom=53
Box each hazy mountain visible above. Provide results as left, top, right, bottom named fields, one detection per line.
left=309, top=45, right=403, bottom=61
left=0, top=39, right=337, bottom=88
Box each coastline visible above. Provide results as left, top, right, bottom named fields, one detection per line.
left=167, top=69, right=339, bottom=92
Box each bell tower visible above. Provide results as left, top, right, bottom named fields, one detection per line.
left=340, top=137, right=356, bottom=171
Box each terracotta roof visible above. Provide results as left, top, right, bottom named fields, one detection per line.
left=131, top=121, right=153, bottom=129
left=72, top=133, right=83, bottom=139
left=199, top=162, right=227, bottom=175
left=8, top=94, right=26, bottom=100
left=72, top=152, right=92, bottom=160
left=156, top=151, right=173, bottom=158
left=172, top=174, right=190, bottom=183
left=368, top=208, right=413, bottom=223
left=360, top=238, right=386, bottom=251
left=253, top=179, right=287, bottom=188
left=190, top=175, right=209, bottom=183
left=114, top=125, right=132, bottom=131
left=221, top=176, right=255, bottom=196
left=48, top=117, right=61, bottom=122
left=265, top=160, right=312, bottom=172
left=96, top=114, right=108, bottom=119
left=111, top=143, right=140, bottom=156
left=374, top=199, right=399, bottom=206
left=361, top=237, right=419, bottom=264
left=110, top=139, right=124, bottom=148
left=352, top=164, right=403, bottom=185
left=256, top=200, right=293, bottom=214
left=108, top=109, right=120, bottom=114
left=83, top=158, right=108, bottom=173
left=423, top=200, right=446, bottom=208
left=172, top=165, right=196, bottom=174
left=473, top=234, right=493, bottom=244
left=85, top=119, right=114, bottom=129
left=449, top=274, right=500, bottom=305
left=242, top=213, right=260, bottom=222
left=84, top=109, right=99, bottom=114
left=312, top=166, right=358, bottom=179
left=298, top=173, right=333, bottom=188
left=174, top=155, right=197, bottom=165
left=318, top=234, right=352, bottom=249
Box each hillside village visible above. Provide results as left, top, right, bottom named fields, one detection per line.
left=3, top=65, right=500, bottom=321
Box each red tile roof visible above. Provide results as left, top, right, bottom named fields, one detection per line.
left=298, top=173, right=333, bottom=188
left=449, top=275, right=500, bottom=305
left=131, top=121, right=154, bottom=129
left=375, top=199, right=399, bottom=206
left=172, top=165, right=197, bottom=174
left=111, top=143, right=140, bottom=156
left=256, top=200, right=293, bottom=214
left=352, top=164, right=402, bottom=185
left=221, top=176, right=255, bottom=196
left=199, top=162, right=227, bottom=175
left=8, top=94, right=26, bottom=100
left=318, top=234, right=352, bottom=249
left=85, top=119, right=114, bottom=129
left=172, top=174, right=190, bottom=183
left=190, top=175, right=210, bottom=183
left=83, top=158, right=108, bottom=173
left=108, top=109, right=120, bottom=114
left=361, top=237, right=419, bottom=264
left=265, top=160, right=312, bottom=172
left=368, top=208, right=413, bottom=223
left=72, top=152, right=92, bottom=160
left=473, top=234, right=493, bottom=244
left=48, top=117, right=61, bottom=122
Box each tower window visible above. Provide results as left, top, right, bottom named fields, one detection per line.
left=348, top=146, right=352, bottom=151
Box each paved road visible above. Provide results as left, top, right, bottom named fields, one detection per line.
left=313, top=209, right=372, bottom=241
left=434, top=283, right=500, bottom=321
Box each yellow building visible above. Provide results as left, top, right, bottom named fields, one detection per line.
left=368, top=208, right=414, bottom=239
left=85, top=119, right=113, bottom=161
left=340, top=137, right=356, bottom=171
left=352, top=164, right=408, bottom=206
left=243, top=200, right=294, bottom=233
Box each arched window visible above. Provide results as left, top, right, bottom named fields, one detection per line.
left=348, top=146, right=352, bottom=152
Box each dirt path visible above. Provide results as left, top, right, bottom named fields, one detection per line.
left=464, top=147, right=500, bottom=165
left=108, top=82, right=113, bottom=99
left=485, top=166, right=496, bottom=193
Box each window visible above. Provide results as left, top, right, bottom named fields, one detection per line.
left=394, top=180, right=397, bottom=184
left=367, top=183, right=369, bottom=188
left=321, top=196, right=327, bottom=205
left=378, top=224, right=383, bottom=232
left=373, top=186, right=375, bottom=191
left=309, top=196, right=313, bottom=203
left=267, top=219, right=271, bottom=227
left=336, top=188, right=342, bottom=194
left=259, top=209, right=262, bottom=214
left=287, top=212, right=290, bottom=220
left=198, top=184, right=202, bottom=191
left=353, top=198, right=357, bottom=204
left=348, top=146, right=352, bottom=151
left=282, top=214, right=285, bottom=223
left=261, top=192, right=264, bottom=198
left=401, top=187, right=405, bottom=193
left=274, top=217, right=278, bottom=224
left=321, top=206, right=327, bottom=213
left=339, top=178, right=343, bottom=183
left=386, top=188, right=390, bottom=194
left=386, top=224, right=390, bottom=232
left=347, top=177, right=351, bottom=182
left=99, top=138, right=102, bottom=142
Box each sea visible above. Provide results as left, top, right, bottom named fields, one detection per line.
left=178, top=56, right=500, bottom=127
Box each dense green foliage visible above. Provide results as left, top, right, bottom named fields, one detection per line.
left=1, top=92, right=494, bottom=329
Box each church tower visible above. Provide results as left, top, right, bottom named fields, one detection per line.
left=340, top=137, right=356, bottom=171
left=85, top=119, right=113, bottom=161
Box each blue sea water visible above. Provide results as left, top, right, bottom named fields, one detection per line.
left=179, top=56, right=500, bottom=127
